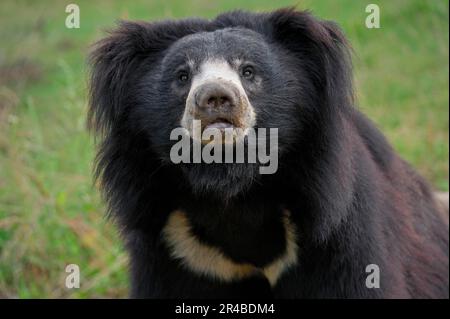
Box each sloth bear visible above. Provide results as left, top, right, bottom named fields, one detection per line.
left=88, top=8, right=449, bottom=298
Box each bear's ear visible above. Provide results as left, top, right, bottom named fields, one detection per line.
left=88, top=19, right=210, bottom=135
left=268, top=8, right=353, bottom=109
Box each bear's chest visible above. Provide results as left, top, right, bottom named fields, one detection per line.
left=162, top=208, right=298, bottom=286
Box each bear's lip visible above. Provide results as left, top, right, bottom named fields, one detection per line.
left=204, top=118, right=235, bottom=131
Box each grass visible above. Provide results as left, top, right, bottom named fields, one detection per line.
left=0, top=0, right=448, bottom=298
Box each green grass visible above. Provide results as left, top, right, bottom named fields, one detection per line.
left=0, top=0, right=448, bottom=298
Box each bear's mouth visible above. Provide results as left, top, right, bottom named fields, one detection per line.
left=203, top=118, right=235, bottom=131
left=196, top=116, right=246, bottom=144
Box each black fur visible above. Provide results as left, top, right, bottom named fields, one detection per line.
left=88, top=8, right=449, bottom=298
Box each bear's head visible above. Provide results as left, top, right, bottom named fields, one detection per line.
left=89, top=8, right=352, bottom=199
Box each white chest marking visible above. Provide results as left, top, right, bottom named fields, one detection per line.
left=162, top=210, right=298, bottom=286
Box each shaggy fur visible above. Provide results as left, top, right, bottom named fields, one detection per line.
left=88, top=8, right=449, bottom=298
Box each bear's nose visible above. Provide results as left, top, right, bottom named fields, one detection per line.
left=194, top=82, right=238, bottom=111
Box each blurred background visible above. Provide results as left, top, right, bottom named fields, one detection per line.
left=0, top=0, right=448, bottom=298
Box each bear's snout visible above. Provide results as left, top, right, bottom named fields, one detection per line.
left=192, top=81, right=241, bottom=129
left=194, top=81, right=238, bottom=111
left=180, top=60, right=256, bottom=138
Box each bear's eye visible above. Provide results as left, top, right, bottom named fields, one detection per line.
left=242, top=66, right=254, bottom=79
left=178, top=71, right=189, bottom=83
